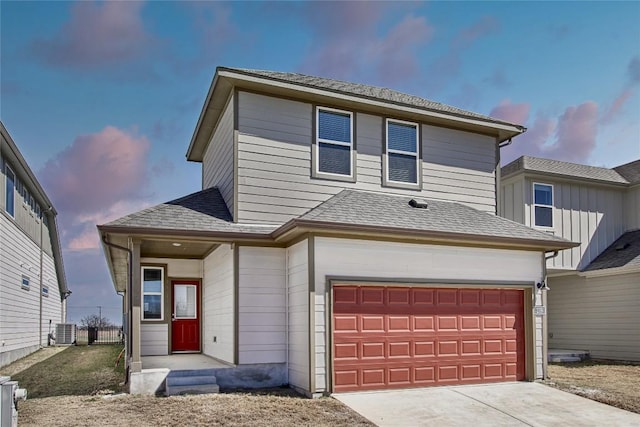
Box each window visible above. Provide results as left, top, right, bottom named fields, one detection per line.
left=533, top=183, right=553, bottom=228
left=42, top=286, right=49, bottom=297
left=386, top=119, right=420, bottom=185
left=142, top=267, right=163, bottom=320
left=5, top=165, right=15, bottom=216
left=21, top=275, right=30, bottom=291
left=316, top=107, right=353, bottom=177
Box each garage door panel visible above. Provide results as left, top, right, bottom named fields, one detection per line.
left=333, top=286, right=526, bottom=392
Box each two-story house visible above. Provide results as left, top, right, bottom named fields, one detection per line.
left=0, top=121, right=69, bottom=368
left=98, top=67, right=575, bottom=396
left=501, top=156, right=640, bottom=361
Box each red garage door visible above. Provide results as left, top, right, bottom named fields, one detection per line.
left=333, top=286, right=526, bottom=392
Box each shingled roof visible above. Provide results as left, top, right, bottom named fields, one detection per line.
left=103, top=187, right=276, bottom=235
left=614, top=160, right=640, bottom=185
left=287, top=189, right=574, bottom=248
left=102, top=187, right=575, bottom=250
left=501, top=156, right=630, bottom=184
left=224, top=67, right=523, bottom=129
left=583, top=230, right=640, bottom=272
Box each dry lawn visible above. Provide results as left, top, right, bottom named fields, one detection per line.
left=546, top=360, right=640, bottom=414
left=7, top=345, right=372, bottom=427
left=19, top=391, right=374, bottom=427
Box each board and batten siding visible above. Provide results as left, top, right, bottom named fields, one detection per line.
left=520, top=177, right=625, bottom=270
left=237, top=247, right=286, bottom=364
left=286, top=239, right=309, bottom=392
left=548, top=273, right=640, bottom=361
left=624, top=185, right=640, bottom=231
left=235, top=91, right=497, bottom=224
left=140, top=324, right=168, bottom=356
left=202, top=244, right=235, bottom=363
left=202, top=93, right=235, bottom=216
left=312, top=237, right=544, bottom=393
left=0, top=212, right=45, bottom=366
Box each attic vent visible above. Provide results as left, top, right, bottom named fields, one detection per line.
left=615, top=242, right=631, bottom=251
left=409, top=199, right=428, bottom=209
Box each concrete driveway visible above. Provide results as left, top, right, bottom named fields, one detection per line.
left=334, top=382, right=640, bottom=426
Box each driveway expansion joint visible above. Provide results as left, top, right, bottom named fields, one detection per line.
left=451, top=388, right=534, bottom=427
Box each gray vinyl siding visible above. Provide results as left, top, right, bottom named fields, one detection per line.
left=624, top=185, right=640, bottom=231
left=548, top=273, right=640, bottom=361
left=286, top=240, right=309, bottom=392
left=202, top=93, right=235, bottom=216
left=1, top=155, right=54, bottom=257
left=237, top=247, right=286, bottom=364
left=202, top=244, right=235, bottom=363
left=236, top=91, right=497, bottom=224
left=0, top=212, right=44, bottom=366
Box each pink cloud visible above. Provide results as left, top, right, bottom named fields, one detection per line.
left=601, top=88, right=634, bottom=124
left=299, top=3, right=432, bottom=85
left=497, top=101, right=599, bottom=165
left=40, top=126, right=150, bottom=214
left=39, top=126, right=152, bottom=251
left=490, top=101, right=530, bottom=125
left=31, top=1, right=157, bottom=69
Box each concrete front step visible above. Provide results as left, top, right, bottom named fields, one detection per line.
left=165, top=369, right=219, bottom=396
left=166, top=383, right=220, bottom=395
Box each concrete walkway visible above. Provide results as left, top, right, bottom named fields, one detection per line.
left=334, top=382, right=640, bottom=427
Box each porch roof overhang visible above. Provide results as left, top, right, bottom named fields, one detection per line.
left=98, top=225, right=274, bottom=293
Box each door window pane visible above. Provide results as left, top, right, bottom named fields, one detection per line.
left=175, top=285, right=196, bottom=318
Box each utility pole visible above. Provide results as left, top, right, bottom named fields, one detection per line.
left=97, top=306, right=102, bottom=327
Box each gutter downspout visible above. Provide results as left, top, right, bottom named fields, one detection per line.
left=102, top=235, right=132, bottom=384
left=39, top=206, right=53, bottom=348
left=542, top=250, right=559, bottom=379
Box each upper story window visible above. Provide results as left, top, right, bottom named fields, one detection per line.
left=533, top=183, right=553, bottom=228
left=315, top=107, right=353, bottom=178
left=385, top=119, right=420, bottom=186
left=142, top=266, right=164, bottom=320
left=5, top=164, right=15, bottom=217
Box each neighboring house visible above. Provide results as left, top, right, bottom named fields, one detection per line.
left=0, top=121, right=69, bottom=367
left=501, top=156, right=640, bottom=361
left=98, top=67, right=575, bottom=396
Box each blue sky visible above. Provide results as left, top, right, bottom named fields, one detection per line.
left=1, top=1, right=639, bottom=324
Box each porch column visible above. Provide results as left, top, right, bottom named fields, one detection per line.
left=130, top=238, right=142, bottom=373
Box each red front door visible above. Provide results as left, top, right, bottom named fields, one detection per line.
left=171, top=280, right=200, bottom=352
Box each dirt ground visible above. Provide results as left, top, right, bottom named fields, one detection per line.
left=19, top=392, right=374, bottom=427
left=546, top=361, right=640, bottom=414
left=7, top=346, right=372, bottom=427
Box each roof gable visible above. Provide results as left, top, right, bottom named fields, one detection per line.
left=614, top=159, right=640, bottom=185
left=187, top=66, right=526, bottom=161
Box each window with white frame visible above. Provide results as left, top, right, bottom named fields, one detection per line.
left=533, top=183, right=553, bottom=228
left=5, top=165, right=15, bottom=217
left=316, top=107, right=353, bottom=177
left=386, top=119, right=419, bottom=185
left=21, top=275, right=30, bottom=291
left=142, top=267, right=164, bottom=320
left=42, top=285, right=49, bottom=297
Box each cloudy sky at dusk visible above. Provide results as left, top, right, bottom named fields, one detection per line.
left=1, top=1, right=639, bottom=324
